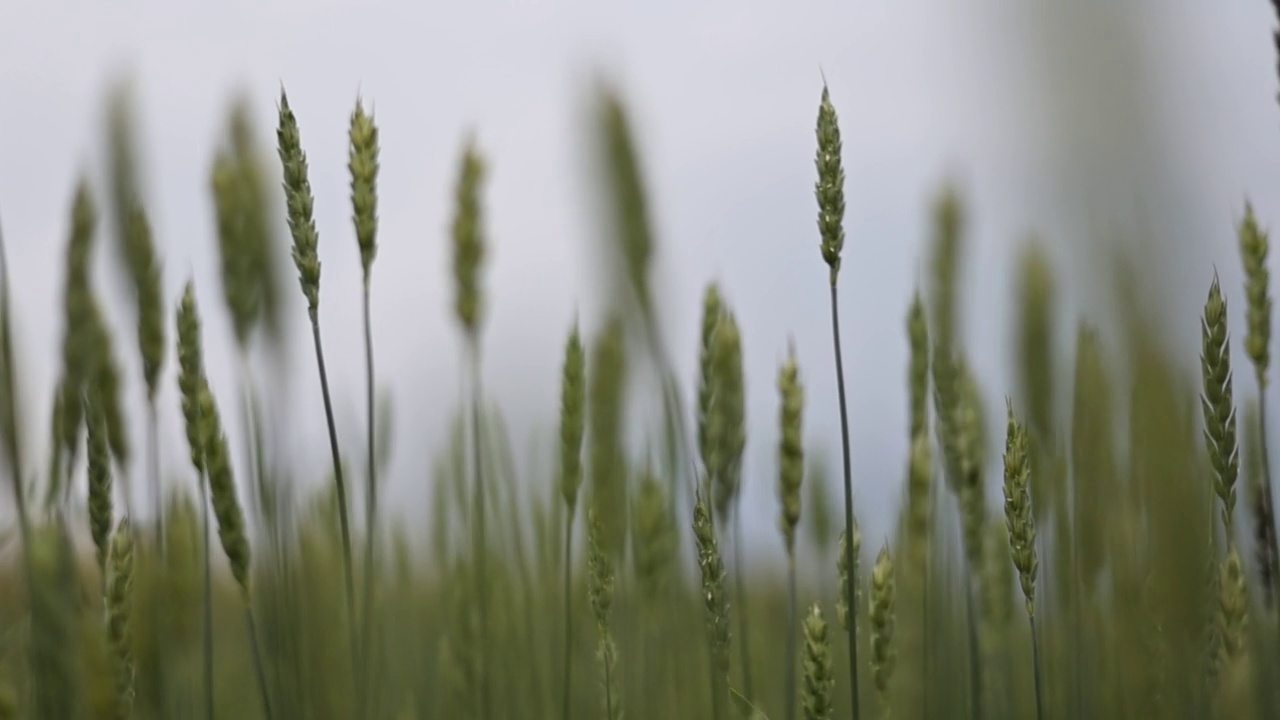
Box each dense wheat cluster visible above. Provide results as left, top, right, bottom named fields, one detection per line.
left=8, top=13, right=1280, bottom=720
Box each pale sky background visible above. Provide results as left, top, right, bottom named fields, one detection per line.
left=2, top=2, right=1280, bottom=569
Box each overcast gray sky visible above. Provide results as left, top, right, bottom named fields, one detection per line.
left=3, top=2, right=1280, bottom=566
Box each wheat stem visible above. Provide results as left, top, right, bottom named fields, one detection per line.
left=245, top=604, right=274, bottom=720
left=562, top=503, right=575, bottom=720
left=829, top=282, right=861, bottom=718
left=470, top=344, right=490, bottom=720
left=786, top=552, right=798, bottom=720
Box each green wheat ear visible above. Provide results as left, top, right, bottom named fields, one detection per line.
left=1217, top=544, right=1249, bottom=665
left=56, top=178, right=97, bottom=476
left=588, top=315, right=629, bottom=559
left=597, top=87, right=654, bottom=315
left=451, top=139, right=487, bottom=339
left=710, top=308, right=746, bottom=521
left=814, top=83, right=845, bottom=284
left=176, top=282, right=205, bottom=475
left=631, top=471, right=676, bottom=606
left=693, top=493, right=730, bottom=717
left=1240, top=202, right=1271, bottom=384
left=348, top=97, right=380, bottom=281
left=777, top=346, right=805, bottom=553
left=869, top=546, right=896, bottom=713
left=104, top=86, right=165, bottom=401
left=198, top=380, right=251, bottom=597
left=107, top=518, right=135, bottom=720
left=801, top=604, right=834, bottom=720
left=1002, top=401, right=1038, bottom=617
left=1016, top=241, right=1056, bottom=444
left=837, top=520, right=861, bottom=631
left=559, top=323, right=586, bottom=511
left=1201, top=274, right=1240, bottom=536
left=86, top=389, right=113, bottom=577
left=697, top=283, right=724, bottom=488
left=276, top=88, right=322, bottom=319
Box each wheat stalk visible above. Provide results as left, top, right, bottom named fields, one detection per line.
left=814, top=80, right=861, bottom=720
left=275, top=89, right=360, bottom=701
left=778, top=343, right=805, bottom=720
left=558, top=322, right=585, bottom=720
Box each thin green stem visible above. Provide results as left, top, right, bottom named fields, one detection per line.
left=1259, top=389, right=1280, bottom=609
left=562, top=504, right=576, bottom=720
left=604, top=641, right=616, bottom=720
left=733, top=503, right=753, bottom=701
left=360, top=280, right=378, bottom=718
left=965, top=574, right=982, bottom=720
left=306, top=314, right=360, bottom=705
left=470, top=342, right=490, bottom=720
left=200, top=473, right=214, bottom=720
left=148, top=401, right=163, bottom=555
left=1030, top=615, right=1045, bottom=720
left=245, top=604, right=274, bottom=720
left=785, top=551, right=797, bottom=720
left=829, top=282, right=861, bottom=720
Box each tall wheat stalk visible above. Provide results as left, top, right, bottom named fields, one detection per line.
left=349, top=97, right=382, bottom=716
left=814, top=81, right=860, bottom=720
left=275, top=89, right=360, bottom=702
left=451, top=138, right=491, bottom=720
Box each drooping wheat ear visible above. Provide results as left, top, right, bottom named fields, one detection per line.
left=197, top=380, right=250, bottom=595
left=778, top=345, right=804, bottom=720
left=105, top=89, right=166, bottom=400
left=597, top=88, right=654, bottom=316
left=177, top=283, right=205, bottom=475
left=275, top=89, right=322, bottom=319
left=107, top=518, right=135, bottom=720
left=212, top=99, right=280, bottom=345
left=815, top=83, right=845, bottom=284
left=778, top=345, right=805, bottom=553
left=87, top=301, right=130, bottom=471
left=1217, top=544, right=1248, bottom=665
left=86, top=390, right=114, bottom=578
left=451, top=139, right=487, bottom=338
left=558, top=321, right=585, bottom=720
left=710, top=310, right=746, bottom=523
left=1017, top=242, right=1055, bottom=445
left=698, top=283, right=724, bottom=482
left=836, top=521, right=861, bottom=632
left=907, top=291, right=929, bottom=440
left=693, top=493, right=730, bottom=720
left=55, top=179, right=97, bottom=484
left=801, top=604, right=834, bottom=720
left=587, top=508, right=621, bottom=720
left=1201, top=275, right=1241, bottom=536
left=869, top=546, right=896, bottom=717
left=349, top=98, right=380, bottom=281
left=589, top=315, right=629, bottom=559
left=1001, top=402, right=1037, bottom=617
